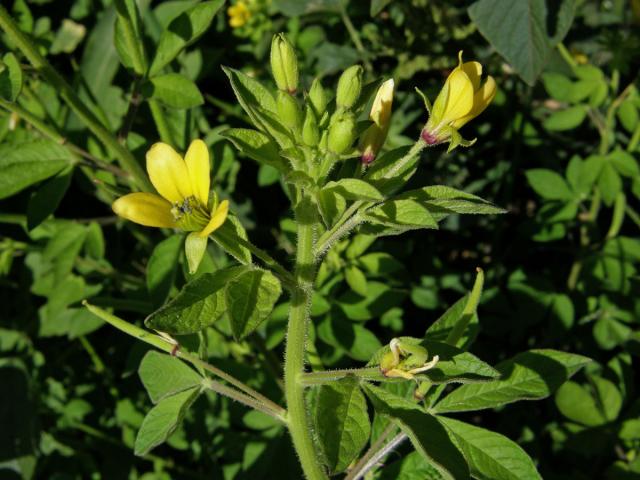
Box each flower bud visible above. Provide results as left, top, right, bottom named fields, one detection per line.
left=302, top=105, right=320, bottom=147
left=308, top=77, right=328, bottom=116
left=270, top=33, right=298, bottom=93
left=327, top=112, right=356, bottom=154
left=359, top=79, right=394, bottom=164
left=277, top=90, right=303, bottom=130
left=336, top=65, right=363, bottom=109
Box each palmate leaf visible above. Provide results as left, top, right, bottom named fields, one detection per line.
left=433, top=349, right=591, bottom=413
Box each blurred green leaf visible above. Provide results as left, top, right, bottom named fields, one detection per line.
left=142, top=73, right=204, bottom=109
left=138, top=351, right=203, bottom=404
left=0, top=52, right=22, bottom=101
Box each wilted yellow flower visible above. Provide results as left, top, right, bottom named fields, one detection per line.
left=421, top=51, right=496, bottom=149
left=228, top=1, right=251, bottom=28
left=359, top=79, right=394, bottom=165
left=113, top=140, right=228, bottom=237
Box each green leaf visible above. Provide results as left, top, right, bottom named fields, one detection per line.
left=379, top=451, right=444, bottom=480
left=555, top=380, right=605, bottom=426
left=365, top=146, right=419, bottom=196
left=608, top=149, right=639, bottom=178
left=598, top=162, right=622, bottom=206
left=370, top=0, right=394, bottom=16
left=222, top=66, right=276, bottom=127
left=318, top=188, right=346, bottom=228
left=362, top=383, right=469, bottom=480
left=146, top=267, right=246, bottom=335
left=138, top=351, right=203, bottom=404
left=592, top=376, right=622, bottom=422
left=468, top=0, right=576, bottom=85
left=0, top=52, right=23, bottom=101
left=142, top=73, right=204, bottom=109
left=26, top=166, right=73, bottom=231
left=134, top=387, right=199, bottom=456
left=363, top=199, right=439, bottom=232
left=150, top=0, right=225, bottom=76
left=220, top=128, right=288, bottom=173
left=439, top=417, right=542, bottom=480
left=542, top=72, right=572, bottom=102
left=433, top=349, right=591, bottom=413
left=210, top=215, right=252, bottom=264
left=396, top=186, right=506, bottom=221
left=146, top=235, right=184, bottom=307
left=314, top=377, right=371, bottom=474
left=226, top=268, right=282, bottom=340
left=0, top=140, right=74, bottom=200
left=525, top=169, right=573, bottom=200
left=345, top=265, right=368, bottom=297
left=543, top=105, right=587, bottom=131
left=425, top=296, right=479, bottom=349
left=324, top=179, right=384, bottom=201
left=50, top=19, right=86, bottom=55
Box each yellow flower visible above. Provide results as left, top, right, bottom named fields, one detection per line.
left=359, top=79, right=394, bottom=165
left=420, top=51, right=496, bottom=148
left=228, top=1, right=251, bottom=28
left=113, top=140, right=229, bottom=237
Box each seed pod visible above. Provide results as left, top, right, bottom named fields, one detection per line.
left=336, top=65, right=363, bottom=109
left=270, top=33, right=298, bottom=93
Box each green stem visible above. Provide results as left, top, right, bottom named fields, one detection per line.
left=339, top=5, right=373, bottom=72
left=148, top=99, right=175, bottom=145
left=202, top=378, right=286, bottom=422
left=300, top=367, right=386, bottom=386
left=557, top=43, right=578, bottom=72
left=0, top=5, right=150, bottom=190
left=314, top=139, right=426, bottom=256
left=284, top=197, right=327, bottom=480
left=82, top=301, right=285, bottom=419
left=212, top=227, right=297, bottom=289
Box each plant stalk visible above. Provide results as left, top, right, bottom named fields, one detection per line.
left=284, top=196, right=328, bottom=480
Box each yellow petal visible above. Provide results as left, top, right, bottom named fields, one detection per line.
left=112, top=193, right=175, bottom=228
left=199, top=200, right=229, bottom=237
left=452, top=75, right=497, bottom=129
left=146, top=143, right=192, bottom=203
left=440, top=69, right=474, bottom=125
left=369, top=79, right=395, bottom=126
left=185, top=139, right=210, bottom=206
left=461, top=61, right=482, bottom=91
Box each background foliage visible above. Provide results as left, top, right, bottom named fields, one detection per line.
left=1, top=0, right=639, bottom=479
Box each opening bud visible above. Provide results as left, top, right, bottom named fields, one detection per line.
left=270, top=33, right=298, bottom=93
left=336, top=65, right=363, bottom=109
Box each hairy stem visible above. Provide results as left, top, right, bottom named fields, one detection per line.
left=82, top=301, right=285, bottom=419
left=284, top=196, right=328, bottom=480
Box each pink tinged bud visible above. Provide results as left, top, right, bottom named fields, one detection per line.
left=361, top=149, right=375, bottom=165
left=421, top=129, right=440, bottom=145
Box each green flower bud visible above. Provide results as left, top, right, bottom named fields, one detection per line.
left=302, top=105, right=320, bottom=147
left=270, top=33, right=298, bottom=93
left=277, top=90, right=303, bottom=130
left=308, top=77, right=328, bottom=116
left=327, top=112, right=356, bottom=154
left=336, top=65, right=363, bottom=109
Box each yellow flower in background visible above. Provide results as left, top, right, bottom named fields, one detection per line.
left=113, top=140, right=229, bottom=237
left=420, top=51, right=496, bottom=149
left=228, top=1, right=251, bottom=28
left=359, top=78, right=394, bottom=165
